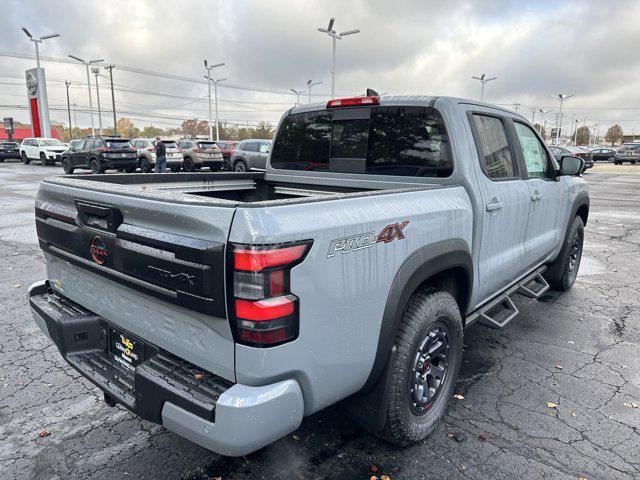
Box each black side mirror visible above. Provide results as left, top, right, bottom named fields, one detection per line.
left=559, top=155, right=584, bottom=176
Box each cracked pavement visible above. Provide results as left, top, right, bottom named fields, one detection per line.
left=0, top=163, right=638, bottom=479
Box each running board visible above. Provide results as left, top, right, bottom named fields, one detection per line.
left=466, top=267, right=548, bottom=329
left=517, top=271, right=550, bottom=299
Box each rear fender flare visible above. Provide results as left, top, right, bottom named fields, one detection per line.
left=363, top=239, right=472, bottom=391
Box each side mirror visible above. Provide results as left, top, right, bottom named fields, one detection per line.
left=559, top=155, right=584, bottom=176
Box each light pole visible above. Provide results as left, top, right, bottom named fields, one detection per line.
left=105, top=65, right=117, bottom=134
left=290, top=88, right=306, bottom=106
left=204, top=59, right=225, bottom=141
left=307, top=80, right=322, bottom=103
left=512, top=103, right=521, bottom=113
left=64, top=81, right=72, bottom=140
left=72, top=103, right=78, bottom=130
left=537, top=109, right=551, bottom=137
left=21, top=27, right=59, bottom=70
left=69, top=55, right=104, bottom=136
left=317, top=18, right=360, bottom=97
left=471, top=74, right=497, bottom=102
left=91, top=67, right=103, bottom=135
left=552, top=93, right=575, bottom=145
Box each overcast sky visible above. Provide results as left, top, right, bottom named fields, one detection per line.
left=1, top=0, right=640, bottom=136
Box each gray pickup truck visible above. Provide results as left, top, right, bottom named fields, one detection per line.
left=29, top=95, right=589, bottom=456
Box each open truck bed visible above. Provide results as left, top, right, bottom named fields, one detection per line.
left=43, top=171, right=438, bottom=207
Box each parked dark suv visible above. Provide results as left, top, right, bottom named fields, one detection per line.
left=61, top=137, right=138, bottom=174
left=0, top=141, right=20, bottom=161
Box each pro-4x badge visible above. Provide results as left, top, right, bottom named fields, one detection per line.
left=327, top=221, right=409, bottom=257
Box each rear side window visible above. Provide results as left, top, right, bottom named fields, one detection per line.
left=85, top=140, right=95, bottom=149
left=514, top=122, right=552, bottom=179
left=270, top=106, right=453, bottom=177
left=105, top=139, right=132, bottom=149
left=246, top=142, right=259, bottom=152
left=471, top=114, right=517, bottom=180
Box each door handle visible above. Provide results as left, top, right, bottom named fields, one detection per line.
left=486, top=202, right=503, bottom=212
left=531, top=193, right=543, bottom=201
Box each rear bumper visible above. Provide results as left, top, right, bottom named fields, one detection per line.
left=101, top=158, right=138, bottom=169
left=0, top=151, right=20, bottom=159
left=28, top=280, right=304, bottom=456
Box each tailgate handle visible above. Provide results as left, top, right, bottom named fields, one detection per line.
left=75, top=200, right=123, bottom=233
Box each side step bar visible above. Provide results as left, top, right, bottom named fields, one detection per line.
left=466, top=267, right=549, bottom=329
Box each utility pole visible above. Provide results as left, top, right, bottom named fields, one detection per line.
left=530, top=107, right=536, bottom=124
left=64, top=81, right=72, bottom=140
left=105, top=65, right=117, bottom=134
left=214, top=78, right=226, bottom=141
left=317, top=18, right=360, bottom=97
left=513, top=103, right=521, bottom=113
left=72, top=103, right=78, bottom=130
left=69, top=55, right=103, bottom=136
left=573, top=119, right=579, bottom=145
left=92, top=67, right=103, bottom=135
left=472, top=74, right=497, bottom=102
left=204, top=59, right=225, bottom=141
left=307, top=80, right=322, bottom=103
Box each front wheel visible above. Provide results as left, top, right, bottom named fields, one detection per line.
left=233, top=160, right=247, bottom=172
left=545, top=216, right=584, bottom=291
left=62, top=157, right=74, bottom=174
left=21, top=152, right=30, bottom=164
left=380, top=289, right=463, bottom=446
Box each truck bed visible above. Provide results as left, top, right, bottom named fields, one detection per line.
left=43, top=171, right=443, bottom=207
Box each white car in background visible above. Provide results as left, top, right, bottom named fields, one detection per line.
left=20, top=137, right=67, bottom=165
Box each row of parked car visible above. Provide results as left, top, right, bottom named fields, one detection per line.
left=549, top=144, right=640, bottom=171
left=0, top=136, right=273, bottom=174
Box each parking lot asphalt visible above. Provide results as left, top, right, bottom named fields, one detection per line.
left=0, top=162, right=638, bottom=480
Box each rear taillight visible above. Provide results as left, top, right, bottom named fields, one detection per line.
left=229, top=241, right=311, bottom=347
left=148, top=147, right=156, bottom=152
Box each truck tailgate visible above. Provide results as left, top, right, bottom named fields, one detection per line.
left=34, top=180, right=236, bottom=382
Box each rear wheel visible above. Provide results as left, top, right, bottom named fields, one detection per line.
left=233, top=160, right=247, bottom=172
left=139, top=157, right=152, bottom=173
left=380, top=289, right=463, bottom=446
left=21, top=151, right=30, bottom=164
left=183, top=157, right=195, bottom=172
left=62, top=157, right=74, bottom=174
left=90, top=157, right=104, bottom=174
left=608, top=157, right=615, bottom=163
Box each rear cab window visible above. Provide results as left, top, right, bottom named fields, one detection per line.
left=270, top=105, right=453, bottom=177
left=469, top=114, right=517, bottom=180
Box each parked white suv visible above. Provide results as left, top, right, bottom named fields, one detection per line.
left=20, top=137, right=67, bottom=165
left=131, top=138, right=184, bottom=172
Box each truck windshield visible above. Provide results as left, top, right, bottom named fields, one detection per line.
left=270, top=105, right=453, bottom=177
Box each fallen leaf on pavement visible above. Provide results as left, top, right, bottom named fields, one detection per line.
left=194, top=372, right=204, bottom=381
left=381, top=475, right=390, bottom=480
left=38, top=429, right=50, bottom=438
left=478, top=434, right=487, bottom=442
left=370, top=476, right=378, bottom=480
left=13, top=284, right=21, bottom=288
left=446, top=432, right=454, bottom=438
left=554, top=365, right=563, bottom=370
left=623, top=402, right=639, bottom=409
left=370, top=465, right=378, bottom=472
left=453, top=393, right=464, bottom=400
left=546, top=402, right=558, bottom=409
left=292, top=434, right=300, bottom=441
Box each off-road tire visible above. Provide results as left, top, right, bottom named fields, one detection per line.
left=380, top=288, right=463, bottom=446
left=21, top=152, right=30, bottom=164
left=544, top=216, right=584, bottom=291
left=62, top=157, right=74, bottom=174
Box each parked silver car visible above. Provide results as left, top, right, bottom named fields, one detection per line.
left=176, top=139, right=225, bottom=171
left=131, top=138, right=184, bottom=172
left=229, top=139, right=271, bottom=171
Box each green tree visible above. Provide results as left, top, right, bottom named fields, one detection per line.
left=605, top=124, right=623, bottom=146
left=141, top=125, right=164, bottom=138
left=575, top=126, right=590, bottom=145
left=253, top=121, right=274, bottom=139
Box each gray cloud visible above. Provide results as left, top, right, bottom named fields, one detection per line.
left=1, top=0, right=639, bottom=136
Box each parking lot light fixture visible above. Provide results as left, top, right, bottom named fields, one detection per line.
left=21, top=27, right=59, bottom=70
left=290, top=88, right=306, bottom=106
left=91, top=67, right=103, bottom=136
left=204, top=59, right=225, bottom=141
left=317, top=18, right=360, bottom=97
left=471, top=74, right=497, bottom=102
left=213, top=78, right=226, bottom=142
left=306, top=80, right=323, bottom=103
left=552, top=93, right=576, bottom=145
left=69, top=55, right=103, bottom=136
